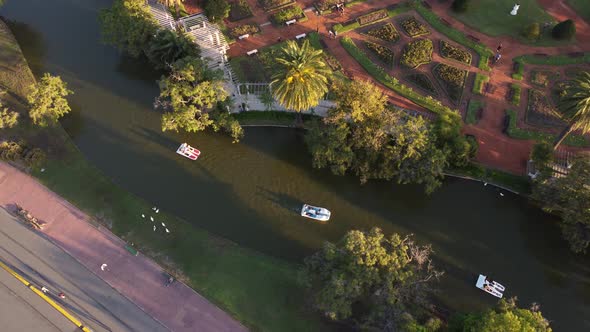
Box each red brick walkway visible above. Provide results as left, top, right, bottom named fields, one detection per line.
left=0, top=162, right=248, bottom=332
left=224, top=0, right=590, bottom=174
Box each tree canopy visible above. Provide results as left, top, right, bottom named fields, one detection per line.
left=449, top=297, right=551, bottom=332
left=301, top=227, right=442, bottom=331
left=532, top=155, right=590, bottom=253
left=305, top=80, right=448, bottom=193
left=27, top=74, right=73, bottom=127
left=554, top=71, right=590, bottom=149
left=146, top=29, right=200, bottom=69
left=99, top=0, right=158, bottom=57
left=271, top=40, right=331, bottom=113
left=0, top=95, right=18, bottom=129
left=204, top=0, right=231, bottom=23
left=156, top=56, right=243, bottom=142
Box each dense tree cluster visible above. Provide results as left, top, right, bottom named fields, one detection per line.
left=552, top=19, right=576, bottom=40
left=204, top=0, right=231, bottom=23
left=305, top=80, right=465, bottom=193
left=301, top=227, right=443, bottom=331
left=26, top=74, right=73, bottom=127
left=0, top=94, right=18, bottom=129
left=532, top=155, right=590, bottom=253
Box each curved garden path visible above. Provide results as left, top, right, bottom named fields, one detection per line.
left=223, top=0, right=590, bottom=174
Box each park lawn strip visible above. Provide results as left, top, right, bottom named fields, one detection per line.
left=567, top=0, right=590, bottom=23
left=340, top=36, right=458, bottom=117
left=33, top=137, right=329, bottom=332
left=333, top=3, right=411, bottom=34
left=472, top=73, right=489, bottom=95
left=466, top=98, right=483, bottom=124
left=505, top=109, right=589, bottom=147
left=514, top=53, right=590, bottom=65
left=411, top=2, right=493, bottom=71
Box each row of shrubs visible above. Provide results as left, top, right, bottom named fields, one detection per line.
left=272, top=5, right=305, bottom=25
left=400, top=39, right=433, bottom=68
left=364, top=41, right=395, bottom=67
left=0, top=140, right=46, bottom=169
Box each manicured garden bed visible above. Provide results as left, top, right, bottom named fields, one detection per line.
left=440, top=40, right=471, bottom=65
left=565, top=67, right=590, bottom=77
left=365, top=23, right=400, bottom=42
left=401, top=16, right=430, bottom=37
left=472, top=73, right=489, bottom=95
left=333, top=4, right=411, bottom=34
left=314, top=0, right=340, bottom=14
left=510, top=83, right=521, bottom=106
left=258, top=0, right=294, bottom=11
left=229, top=0, right=253, bottom=21
left=551, top=80, right=571, bottom=105
left=505, top=109, right=589, bottom=147
left=400, top=39, right=433, bottom=68
left=434, top=63, right=467, bottom=105
left=230, top=24, right=260, bottom=38
left=357, top=9, right=388, bottom=26
left=271, top=5, right=305, bottom=25
left=530, top=70, right=559, bottom=87
left=364, top=41, right=395, bottom=67
left=466, top=98, right=484, bottom=124
left=514, top=53, right=590, bottom=65
left=525, top=89, right=564, bottom=128
left=404, top=73, right=438, bottom=97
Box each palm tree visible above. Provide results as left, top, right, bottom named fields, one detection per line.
left=270, top=40, right=331, bottom=121
left=147, top=30, right=199, bottom=68
left=554, top=71, right=590, bottom=150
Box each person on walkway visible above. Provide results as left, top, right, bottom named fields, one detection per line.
left=496, top=42, right=503, bottom=53
left=328, top=30, right=334, bottom=39
left=58, top=292, right=66, bottom=299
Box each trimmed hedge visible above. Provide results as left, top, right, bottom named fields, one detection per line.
left=514, top=53, right=590, bottom=65
left=472, top=73, right=489, bottom=95
left=504, top=109, right=589, bottom=147
left=510, top=83, right=521, bottom=106
left=405, top=73, right=438, bottom=96
left=340, top=37, right=460, bottom=118
left=512, top=61, right=524, bottom=80
left=466, top=98, right=483, bottom=125
left=440, top=40, right=472, bottom=64
left=400, top=39, right=433, bottom=68
left=411, top=2, right=493, bottom=71
left=366, top=23, right=400, bottom=42
left=333, top=3, right=411, bottom=34
left=357, top=9, right=388, bottom=26
left=365, top=41, right=395, bottom=67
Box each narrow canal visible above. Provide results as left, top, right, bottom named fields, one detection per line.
left=2, top=0, right=590, bottom=329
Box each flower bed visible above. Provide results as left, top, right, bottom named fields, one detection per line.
left=440, top=40, right=471, bottom=65
left=552, top=80, right=571, bottom=104
left=472, top=73, right=489, bottom=95
left=401, top=16, right=429, bottom=37
left=366, top=23, right=400, bottom=42
left=434, top=63, right=467, bottom=104
left=510, top=83, right=521, bottom=106
left=315, top=0, right=340, bottom=13
left=526, top=89, right=564, bottom=128
left=530, top=70, right=559, bottom=87
left=404, top=73, right=438, bottom=97
left=229, top=0, right=253, bottom=21
left=323, top=53, right=343, bottom=72
left=400, top=39, right=433, bottom=68
left=364, top=41, right=394, bottom=66
left=505, top=109, right=589, bottom=147
left=230, top=24, right=260, bottom=38
left=271, top=5, right=305, bottom=25
left=259, top=0, right=294, bottom=11
left=357, top=9, right=388, bottom=26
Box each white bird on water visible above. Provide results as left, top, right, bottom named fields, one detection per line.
left=152, top=207, right=157, bottom=211
left=161, top=222, right=166, bottom=227
left=141, top=214, right=145, bottom=218
left=155, top=209, right=159, bottom=213
left=153, top=225, right=156, bottom=231
left=500, top=193, right=504, bottom=197
left=165, top=228, right=170, bottom=233
left=484, top=182, right=488, bottom=186
left=150, top=216, right=154, bottom=222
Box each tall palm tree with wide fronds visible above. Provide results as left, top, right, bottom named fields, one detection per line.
left=270, top=40, right=331, bottom=120
left=147, top=29, right=199, bottom=68
left=554, top=71, right=590, bottom=149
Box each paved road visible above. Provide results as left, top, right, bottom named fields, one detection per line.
left=0, top=207, right=168, bottom=332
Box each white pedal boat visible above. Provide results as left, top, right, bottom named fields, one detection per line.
left=475, top=274, right=505, bottom=298
left=301, top=204, right=331, bottom=221
left=176, top=143, right=201, bottom=160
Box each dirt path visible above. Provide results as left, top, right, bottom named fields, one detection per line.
left=0, top=162, right=248, bottom=332
left=225, top=0, right=590, bottom=174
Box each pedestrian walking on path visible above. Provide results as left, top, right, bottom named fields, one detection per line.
left=328, top=30, right=334, bottom=39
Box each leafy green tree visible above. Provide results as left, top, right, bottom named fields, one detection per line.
left=451, top=0, right=469, bottom=13
left=449, top=297, right=551, bottom=332
left=523, top=22, right=541, bottom=41
left=432, top=111, right=474, bottom=167
left=532, top=155, right=590, bottom=253
left=259, top=89, right=275, bottom=111
left=146, top=30, right=199, bottom=69
left=27, top=74, right=73, bottom=127
left=156, top=56, right=243, bottom=142
left=158, top=0, right=185, bottom=17
left=0, top=98, right=18, bottom=129
left=204, top=0, right=230, bottom=23
left=301, top=227, right=442, bottom=331
left=306, top=80, right=447, bottom=193
left=552, top=19, right=576, bottom=40
left=554, top=71, right=590, bottom=149
left=271, top=40, right=331, bottom=116
left=530, top=142, right=554, bottom=178
left=99, top=0, right=158, bottom=57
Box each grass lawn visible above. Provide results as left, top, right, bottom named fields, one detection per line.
left=451, top=0, right=556, bottom=44
left=567, top=0, right=590, bottom=23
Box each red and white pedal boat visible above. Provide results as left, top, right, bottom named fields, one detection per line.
left=176, top=143, right=201, bottom=160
